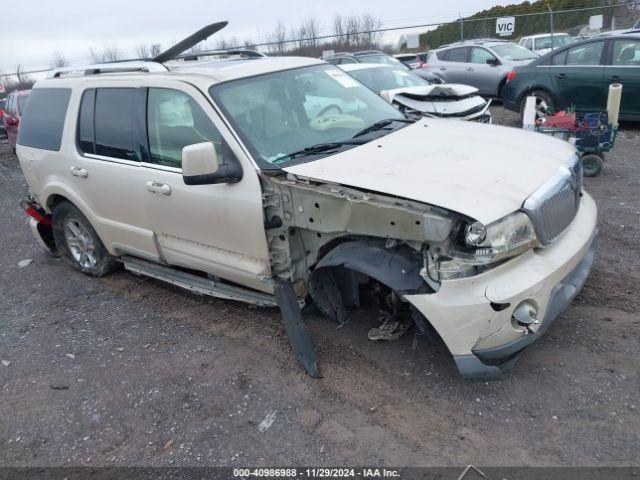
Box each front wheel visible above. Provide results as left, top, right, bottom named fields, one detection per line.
left=581, top=153, right=603, bottom=177
left=52, top=202, right=120, bottom=277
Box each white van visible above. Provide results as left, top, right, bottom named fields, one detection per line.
left=16, top=40, right=597, bottom=380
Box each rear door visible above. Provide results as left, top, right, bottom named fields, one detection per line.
left=138, top=82, right=270, bottom=291
left=605, top=38, right=640, bottom=118
left=549, top=40, right=607, bottom=112
left=71, top=84, right=161, bottom=260
left=436, top=47, right=470, bottom=84
left=469, top=47, right=501, bottom=95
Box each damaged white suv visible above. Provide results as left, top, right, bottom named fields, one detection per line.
left=16, top=42, right=597, bottom=379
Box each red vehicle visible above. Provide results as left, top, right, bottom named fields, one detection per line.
left=0, top=98, right=5, bottom=137
left=3, top=90, right=31, bottom=152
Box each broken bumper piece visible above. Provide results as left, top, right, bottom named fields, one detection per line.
left=404, top=192, right=598, bottom=380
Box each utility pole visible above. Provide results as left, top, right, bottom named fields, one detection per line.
left=546, top=3, right=554, bottom=44
left=459, top=14, right=464, bottom=42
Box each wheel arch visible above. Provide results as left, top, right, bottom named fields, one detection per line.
left=516, top=84, right=556, bottom=110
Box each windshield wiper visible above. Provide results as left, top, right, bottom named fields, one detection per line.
left=352, top=118, right=415, bottom=139
left=273, top=141, right=366, bottom=164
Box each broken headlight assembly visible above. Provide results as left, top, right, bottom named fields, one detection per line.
left=455, top=211, right=539, bottom=264
left=425, top=212, right=539, bottom=282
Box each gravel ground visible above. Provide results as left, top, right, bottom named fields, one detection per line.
left=0, top=108, right=638, bottom=467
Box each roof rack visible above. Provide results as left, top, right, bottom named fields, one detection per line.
left=48, top=21, right=230, bottom=79
left=178, top=48, right=265, bottom=61
left=48, top=61, right=169, bottom=78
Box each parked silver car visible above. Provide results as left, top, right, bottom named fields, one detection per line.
left=423, top=39, right=538, bottom=97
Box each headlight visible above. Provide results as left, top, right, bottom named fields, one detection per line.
left=454, top=212, right=538, bottom=265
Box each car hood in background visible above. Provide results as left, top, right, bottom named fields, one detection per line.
left=380, top=84, right=488, bottom=117
left=283, top=119, right=577, bottom=224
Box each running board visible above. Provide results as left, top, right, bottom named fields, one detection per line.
left=120, top=256, right=277, bottom=307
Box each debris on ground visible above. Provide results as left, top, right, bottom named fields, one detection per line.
left=258, top=411, right=277, bottom=433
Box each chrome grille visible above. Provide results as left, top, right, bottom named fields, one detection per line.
left=523, top=155, right=582, bottom=246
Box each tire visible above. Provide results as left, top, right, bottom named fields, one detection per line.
left=52, top=201, right=120, bottom=277
left=581, top=153, right=603, bottom=178
left=519, top=90, right=555, bottom=125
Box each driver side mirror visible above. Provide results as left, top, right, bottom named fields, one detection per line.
left=182, top=142, right=242, bottom=185
left=486, top=58, right=500, bottom=66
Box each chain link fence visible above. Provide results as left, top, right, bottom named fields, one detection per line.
left=417, top=2, right=640, bottom=50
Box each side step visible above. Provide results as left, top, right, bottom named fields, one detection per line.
left=120, top=256, right=278, bottom=307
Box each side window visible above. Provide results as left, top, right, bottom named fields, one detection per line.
left=94, top=88, right=136, bottom=160
left=6, top=95, right=14, bottom=116
left=612, top=40, right=640, bottom=66
left=552, top=50, right=567, bottom=65
left=525, top=39, right=533, bottom=50
left=447, top=47, right=469, bottom=63
left=17, top=88, right=71, bottom=151
left=471, top=47, right=496, bottom=64
left=146, top=88, right=224, bottom=169
left=565, top=41, right=605, bottom=66
left=77, top=89, right=96, bottom=154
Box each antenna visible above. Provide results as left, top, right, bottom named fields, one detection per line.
left=153, top=21, right=228, bottom=63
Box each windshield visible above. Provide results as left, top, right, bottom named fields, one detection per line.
left=535, top=35, right=574, bottom=50
left=17, top=94, right=30, bottom=115
left=349, top=67, right=426, bottom=93
left=210, top=64, right=406, bottom=168
left=492, top=44, right=538, bottom=61
left=357, top=54, right=403, bottom=66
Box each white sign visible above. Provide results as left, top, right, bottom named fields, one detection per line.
left=406, top=33, right=420, bottom=49
left=589, top=15, right=603, bottom=30
left=496, top=17, right=515, bottom=37
left=321, top=50, right=335, bottom=60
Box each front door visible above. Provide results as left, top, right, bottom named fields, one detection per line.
left=469, top=47, right=501, bottom=96
left=549, top=40, right=607, bottom=112
left=605, top=38, right=640, bottom=119
left=138, top=84, right=271, bottom=292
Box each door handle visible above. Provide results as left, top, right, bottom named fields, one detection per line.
left=466, top=67, right=475, bottom=71
left=439, top=66, right=447, bottom=71
left=610, top=75, right=621, bottom=82
left=555, top=73, right=568, bottom=80
left=69, top=166, right=88, bottom=178
left=145, top=181, right=172, bottom=196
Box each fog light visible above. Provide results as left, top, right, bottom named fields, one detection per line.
left=512, top=300, right=540, bottom=333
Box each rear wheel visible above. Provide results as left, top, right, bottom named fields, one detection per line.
left=52, top=202, right=119, bottom=276
left=581, top=154, right=603, bottom=177
left=520, top=90, right=555, bottom=125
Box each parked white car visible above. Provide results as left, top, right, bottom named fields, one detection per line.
left=16, top=47, right=597, bottom=379
left=339, top=63, right=492, bottom=122
left=519, top=33, right=575, bottom=56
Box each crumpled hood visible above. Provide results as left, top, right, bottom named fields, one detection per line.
left=381, top=84, right=488, bottom=117
left=283, top=119, right=577, bottom=224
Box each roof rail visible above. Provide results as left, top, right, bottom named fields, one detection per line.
left=48, top=61, right=168, bottom=78
left=178, top=48, right=265, bottom=61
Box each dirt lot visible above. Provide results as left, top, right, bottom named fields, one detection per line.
left=1, top=108, right=638, bottom=467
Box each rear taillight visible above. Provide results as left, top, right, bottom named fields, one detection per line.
left=507, top=71, right=518, bottom=82
left=20, top=200, right=52, bottom=227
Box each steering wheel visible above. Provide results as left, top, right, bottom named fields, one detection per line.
left=316, top=104, right=343, bottom=118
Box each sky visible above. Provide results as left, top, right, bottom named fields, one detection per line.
left=0, top=0, right=517, bottom=75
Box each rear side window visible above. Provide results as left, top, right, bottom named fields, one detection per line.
left=94, top=89, right=136, bottom=160
left=17, top=88, right=71, bottom=151
left=552, top=50, right=567, bottom=65
left=447, top=47, right=469, bottom=62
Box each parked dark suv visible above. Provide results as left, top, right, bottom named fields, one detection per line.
left=503, top=35, right=640, bottom=121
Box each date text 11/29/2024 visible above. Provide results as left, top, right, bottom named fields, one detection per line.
left=233, top=468, right=401, bottom=478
